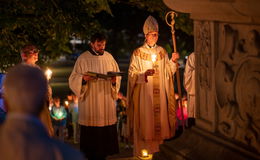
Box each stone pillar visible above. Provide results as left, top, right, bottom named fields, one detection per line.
left=153, top=1, right=260, bottom=159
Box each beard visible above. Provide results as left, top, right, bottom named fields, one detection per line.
left=96, top=49, right=104, bottom=55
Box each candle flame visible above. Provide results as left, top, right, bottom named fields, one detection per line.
left=45, top=68, right=52, bottom=80
left=65, top=100, right=69, bottom=106
left=58, top=111, right=62, bottom=117
left=183, top=99, right=188, bottom=108
left=151, top=54, right=157, bottom=63
left=141, top=149, right=148, bottom=157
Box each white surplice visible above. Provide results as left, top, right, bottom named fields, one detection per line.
left=184, top=52, right=196, bottom=118
left=69, top=51, right=121, bottom=127
left=127, top=44, right=177, bottom=156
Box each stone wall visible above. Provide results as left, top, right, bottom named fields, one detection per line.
left=153, top=0, right=260, bottom=159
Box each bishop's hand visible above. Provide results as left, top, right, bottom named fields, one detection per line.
left=171, top=52, right=180, bottom=62
left=144, top=69, right=155, bottom=83
left=145, top=69, right=155, bottom=76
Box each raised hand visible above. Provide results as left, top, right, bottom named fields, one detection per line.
left=171, top=52, right=180, bottom=62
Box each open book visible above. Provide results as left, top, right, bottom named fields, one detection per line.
left=85, top=71, right=125, bottom=80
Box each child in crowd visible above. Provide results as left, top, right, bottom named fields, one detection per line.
left=50, top=97, right=67, bottom=141
left=69, top=94, right=79, bottom=144
left=116, top=92, right=130, bottom=149
left=65, top=93, right=73, bottom=140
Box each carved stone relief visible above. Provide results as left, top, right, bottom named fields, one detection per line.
left=216, top=24, right=260, bottom=153
left=195, top=21, right=212, bottom=121
left=196, top=21, right=211, bottom=89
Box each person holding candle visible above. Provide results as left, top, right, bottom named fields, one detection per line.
left=65, top=92, right=73, bottom=140
left=127, top=15, right=179, bottom=157
left=69, top=33, right=121, bottom=160
left=19, top=44, right=54, bottom=137
left=50, top=97, right=67, bottom=141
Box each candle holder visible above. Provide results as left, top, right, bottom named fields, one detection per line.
left=138, top=149, right=153, bottom=160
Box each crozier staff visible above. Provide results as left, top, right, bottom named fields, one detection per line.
left=166, top=11, right=185, bottom=128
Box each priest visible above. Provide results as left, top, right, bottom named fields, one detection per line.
left=184, top=52, right=196, bottom=127
left=69, top=33, right=121, bottom=160
left=127, top=15, right=179, bottom=157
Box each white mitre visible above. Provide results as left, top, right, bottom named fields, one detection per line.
left=143, top=15, right=159, bottom=35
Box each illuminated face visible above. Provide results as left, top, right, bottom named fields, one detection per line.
left=90, top=40, right=106, bottom=54
left=21, top=51, right=39, bottom=65
left=67, top=95, right=73, bottom=101
left=145, top=31, right=159, bottom=47
left=53, top=98, right=60, bottom=107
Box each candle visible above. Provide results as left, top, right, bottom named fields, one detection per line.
left=151, top=54, right=158, bottom=71
left=64, top=100, right=69, bottom=107
left=45, top=68, right=52, bottom=80
left=151, top=54, right=157, bottom=63
left=138, top=149, right=152, bottom=159
left=55, top=110, right=64, bottom=119
left=141, top=149, right=148, bottom=157
left=58, top=111, right=63, bottom=118
left=183, top=99, right=187, bottom=108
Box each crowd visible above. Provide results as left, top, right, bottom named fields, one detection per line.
left=48, top=92, right=80, bottom=144
left=0, top=15, right=196, bottom=160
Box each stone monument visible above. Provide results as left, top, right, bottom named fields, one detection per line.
left=153, top=0, right=260, bottom=159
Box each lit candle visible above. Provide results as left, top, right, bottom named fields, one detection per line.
left=64, top=100, right=69, bottom=107
left=141, top=149, right=148, bottom=157
left=151, top=54, right=157, bottom=63
left=58, top=111, right=63, bottom=118
left=183, top=99, right=187, bottom=108
left=138, top=149, right=152, bottom=160
left=151, top=54, right=157, bottom=70
left=55, top=110, right=64, bottom=119
left=45, top=68, right=52, bottom=81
